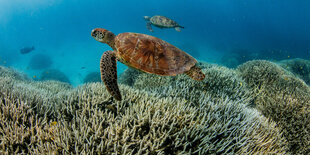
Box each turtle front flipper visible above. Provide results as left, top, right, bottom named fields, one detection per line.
left=146, top=22, right=154, bottom=32
left=185, top=65, right=205, bottom=81
left=100, top=50, right=122, bottom=101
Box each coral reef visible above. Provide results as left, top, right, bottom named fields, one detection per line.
left=83, top=71, right=101, bottom=83
left=121, top=60, right=310, bottom=154
left=0, top=66, right=30, bottom=81
left=40, top=69, right=70, bottom=84
left=120, top=64, right=252, bottom=104
left=0, top=65, right=289, bottom=154
left=278, top=58, right=310, bottom=85
left=118, top=67, right=142, bottom=86
left=237, top=60, right=310, bottom=154
left=28, top=54, right=53, bottom=70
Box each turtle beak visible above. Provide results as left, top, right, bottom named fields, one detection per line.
left=91, top=29, right=96, bottom=37
left=91, top=28, right=103, bottom=42
left=91, top=28, right=110, bottom=43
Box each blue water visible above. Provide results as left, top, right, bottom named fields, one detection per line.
left=1, top=0, right=310, bottom=86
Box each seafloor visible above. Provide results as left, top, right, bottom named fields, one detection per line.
left=0, top=59, right=309, bottom=154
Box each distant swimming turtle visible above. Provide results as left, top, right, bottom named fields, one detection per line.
left=91, top=28, right=205, bottom=101
left=144, top=15, right=184, bottom=32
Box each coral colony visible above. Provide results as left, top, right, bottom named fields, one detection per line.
left=1, top=59, right=309, bottom=154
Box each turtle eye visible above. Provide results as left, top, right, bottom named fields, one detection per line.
left=91, top=30, right=97, bottom=37
left=99, top=32, right=104, bottom=38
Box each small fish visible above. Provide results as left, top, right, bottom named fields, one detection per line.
left=33, top=75, right=37, bottom=79
left=20, top=46, right=35, bottom=54
left=50, top=121, right=57, bottom=126
left=81, top=67, right=86, bottom=69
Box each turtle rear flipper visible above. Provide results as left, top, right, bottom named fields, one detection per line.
left=146, top=22, right=154, bottom=32
left=185, top=65, right=205, bottom=81
left=100, top=50, right=122, bottom=101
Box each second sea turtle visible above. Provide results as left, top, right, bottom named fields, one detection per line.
left=144, top=15, right=184, bottom=32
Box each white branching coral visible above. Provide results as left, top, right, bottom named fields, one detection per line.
left=278, top=58, right=310, bottom=85
left=120, top=64, right=252, bottom=104
left=0, top=65, right=289, bottom=154
left=237, top=60, right=310, bottom=154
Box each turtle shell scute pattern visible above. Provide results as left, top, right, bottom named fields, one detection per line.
left=150, top=16, right=178, bottom=28
left=114, top=33, right=197, bottom=76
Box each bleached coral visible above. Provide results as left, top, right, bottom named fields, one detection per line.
left=278, top=58, right=310, bottom=85
left=0, top=65, right=289, bottom=154
left=0, top=68, right=72, bottom=120
left=0, top=66, right=29, bottom=81
left=120, top=64, right=252, bottom=104
left=237, top=60, right=310, bottom=154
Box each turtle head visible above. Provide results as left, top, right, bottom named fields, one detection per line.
left=143, top=16, right=151, bottom=21
left=91, top=28, right=116, bottom=46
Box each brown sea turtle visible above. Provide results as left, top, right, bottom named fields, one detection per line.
left=144, top=15, right=184, bottom=32
left=91, top=28, right=205, bottom=101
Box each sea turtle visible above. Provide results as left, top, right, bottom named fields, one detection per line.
left=91, top=28, right=205, bottom=101
left=144, top=15, right=184, bottom=32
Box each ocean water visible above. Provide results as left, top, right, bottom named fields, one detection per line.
left=1, top=0, right=310, bottom=86
left=1, top=1, right=310, bottom=154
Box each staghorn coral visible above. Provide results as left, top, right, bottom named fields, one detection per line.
left=0, top=92, right=55, bottom=154
left=236, top=60, right=288, bottom=88
left=0, top=65, right=289, bottom=154
left=278, top=58, right=310, bottom=85
left=120, top=63, right=252, bottom=105
left=0, top=66, right=30, bottom=81
left=55, top=85, right=287, bottom=154
left=0, top=68, right=72, bottom=120
left=31, top=80, right=72, bottom=94
left=237, top=60, right=310, bottom=154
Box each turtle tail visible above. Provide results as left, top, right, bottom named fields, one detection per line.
left=100, top=50, right=122, bottom=101
left=185, top=65, right=205, bottom=81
